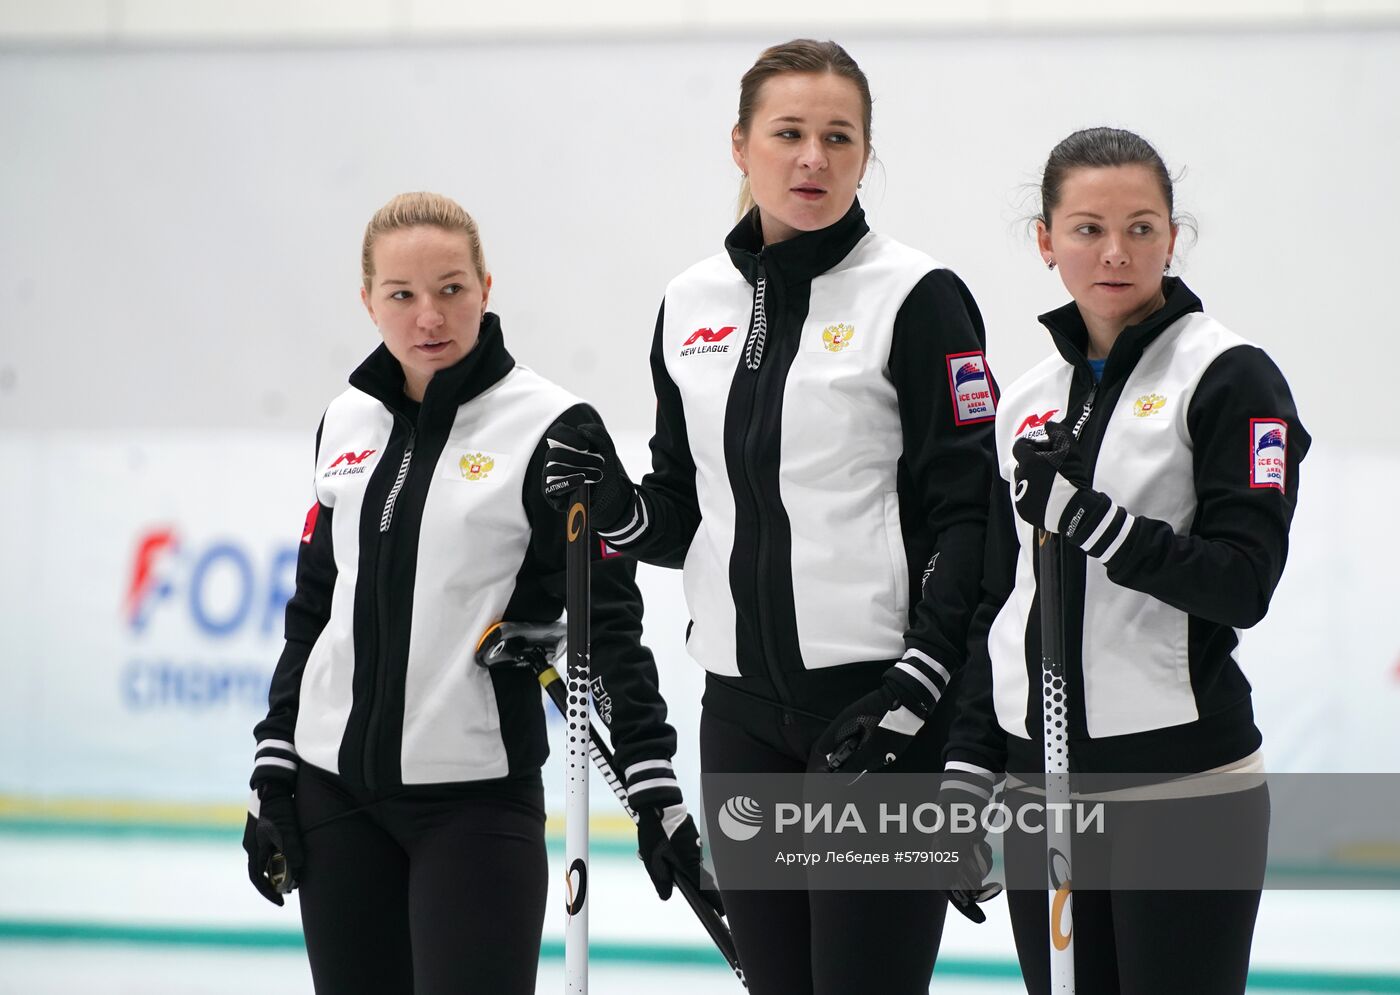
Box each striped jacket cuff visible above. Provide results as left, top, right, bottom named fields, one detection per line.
left=939, top=760, right=998, bottom=807
left=595, top=492, right=650, bottom=547
left=1060, top=488, right=1136, bottom=565
left=250, top=738, right=299, bottom=790
left=623, top=757, right=682, bottom=811
left=885, top=649, right=952, bottom=718
left=937, top=761, right=1002, bottom=837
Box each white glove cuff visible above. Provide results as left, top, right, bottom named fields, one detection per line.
left=878, top=705, right=925, bottom=737
left=659, top=802, right=688, bottom=838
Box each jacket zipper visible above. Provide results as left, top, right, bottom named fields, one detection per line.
left=736, top=261, right=795, bottom=709
left=364, top=423, right=415, bottom=789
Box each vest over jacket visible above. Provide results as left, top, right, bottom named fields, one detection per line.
left=250, top=317, right=680, bottom=807
left=598, top=202, right=998, bottom=709
left=945, top=279, right=1311, bottom=776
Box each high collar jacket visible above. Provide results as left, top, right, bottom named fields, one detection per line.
left=946, top=280, right=1312, bottom=775
left=598, top=202, right=997, bottom=707
left=250, top=316, right=681, bottom=806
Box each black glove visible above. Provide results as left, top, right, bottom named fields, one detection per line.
left=636, top=804, right=725, bottom=916
left=1011, top=420, right=1134, bottom=562
left=542, top=422, right=639, bottom=534
left=945, top=838, right=1002, bottom=924
left=935, top=765, right=1004, bottom=924
left=242, top=782, right=303, bottom=906
left=813, top=650, right=951, bottom=776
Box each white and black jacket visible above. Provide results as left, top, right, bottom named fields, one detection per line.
left=945, top=279, right=1311, bottom=776
left=599, top=202, right=997, bottom=707
left=251, top=316, right=681, bottom=808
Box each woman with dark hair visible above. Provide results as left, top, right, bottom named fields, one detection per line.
left=543, top=39, right=998, bottom=995
left=944, top=128, right=1310, bottom=994
left=240, top=192, right=715, bottom=995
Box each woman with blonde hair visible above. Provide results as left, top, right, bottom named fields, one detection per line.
left=242, top=192, right=715, bottom=994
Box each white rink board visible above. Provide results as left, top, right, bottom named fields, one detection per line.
left=0, top=430, right=704, bottom=812
left=0, top=430, right=1396, bottom=818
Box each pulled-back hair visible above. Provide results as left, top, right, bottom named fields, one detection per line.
left=1038, top=127, right=1174, bottom=228
left=361, top=191, right=487, bottom=292
left=734, top=39, right=873, bottom=217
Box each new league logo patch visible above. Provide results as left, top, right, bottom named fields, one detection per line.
left=323, top=449, right=378, bottom=478
left=945, top=351, right=996, bottom=425
left=679, top=326, right=735, bottom=357
left=1015, top=409, right=1059, bottom=438
left=1250, top=419, right=1287, bottom=491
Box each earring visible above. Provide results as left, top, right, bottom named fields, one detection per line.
left=1046, top=259, right=1056, bottom=271
left=857, top=181, right=863, bottom=189
left=1164, top=261, right=1171, bottom=273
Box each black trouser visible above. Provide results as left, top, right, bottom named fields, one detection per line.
left=293, top=763, right=548, bottom=995
left=700, top=665, right=951, bottom=995
left=1003, top=783, right=1269, bottom=995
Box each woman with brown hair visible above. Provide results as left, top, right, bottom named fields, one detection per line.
left=946, top=128, right=1309, bottom=994
left=543, top=40, right=999, bottom=993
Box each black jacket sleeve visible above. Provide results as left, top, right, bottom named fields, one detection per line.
left=251, top=417, right=336, bottom=791
left=596, top=302, right=701, bottom=569
left=1100, top=346, right=1310, bottom=628
left=524, top=401, right=683, bottom=811
left=942, top=475, right=1015, bottom=775
left=888, top=269, right=998, bottom=681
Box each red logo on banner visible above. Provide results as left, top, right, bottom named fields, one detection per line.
left=125, top=528, right=178, bottom=625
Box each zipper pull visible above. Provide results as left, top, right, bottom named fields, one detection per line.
left=379, top=429, right=416, bottom=533
left=1070, top=384, right=1098, bottom=440
left=743, top=272, right=769, bottom=371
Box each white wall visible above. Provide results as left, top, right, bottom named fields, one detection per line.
left=3, top=0, right=1400, bottom=42
left=2, top=29, right=1398, bottom=449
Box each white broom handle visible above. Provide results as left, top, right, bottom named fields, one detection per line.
left=564, top=490, right=590, bottom=994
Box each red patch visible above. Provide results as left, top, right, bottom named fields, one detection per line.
left=301, top=503, right=320, bottom=544
left=599, top=539, right=621, bottom=559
